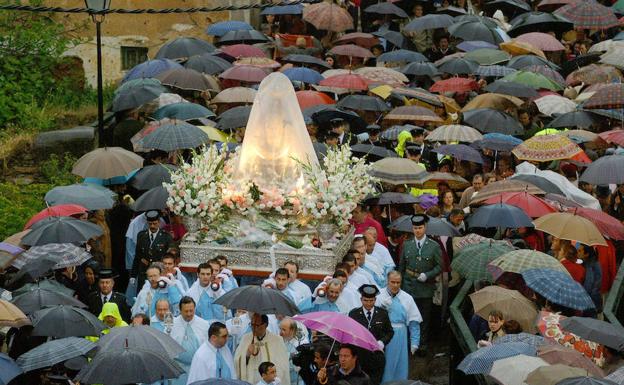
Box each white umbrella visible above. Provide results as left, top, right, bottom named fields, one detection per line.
left=534, top=95, right=577, bottom=116
left=489, top=355, right=549, bottom=385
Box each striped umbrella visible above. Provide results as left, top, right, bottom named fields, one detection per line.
left=521, top=268, right=596, bottom=310
left=487, top=249, right=569, bottom=280
left=425, top=124, right=483, bottom=143
left=494, top=333, right=551, bottom=348
left=17, top=337, right=96, bottom=372
left=606, top=367, right=624, bottom=384
left=12, top=243, right=91, bottom=270
left=458, top=342, right=537, bottom=374
left=451, top=241, right=515, bottom=281
left=555, top=0, right=620, bottom=30
left=384, top=106, right=444, bottom=123
left=534, top=95, right=577, bottom=116
left=512, top=135, right=583, bottom=162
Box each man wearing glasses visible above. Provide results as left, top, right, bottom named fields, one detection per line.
left=187, top=321, right=236, bottom=383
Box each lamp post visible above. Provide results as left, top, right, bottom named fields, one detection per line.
left=85, top=0, right=111, bottom=147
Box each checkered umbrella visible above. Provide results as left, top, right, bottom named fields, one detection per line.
left=566, top=64, right=622, bottom=86
left=522, top=65, right=566, bottom=85
left=426, top=124, right=483, bottom=143
left=140, top=121, right=209, bottom=151
left=516, top=32, right=565, bottom=52
left=487, top=249, right=569, bottom=281
left=521, top=268, right=596, bottom=310
left=512, top=135, right=583, bottom=162
left=475, top=65, right=516, bottom=77
left=12, top=243, right=91, bottom=270
left=583, top=83, right=624, bottom=110
left=379, top=124, right=421, bottom=141
left=457, top=342, right=537, bottom=374
left=494, top=333, right=551, bottom=348
left=555, top=0, right=620, bottom=30
left=17, top=337, right=96, bottom=372
left=451, top=241, right=514, bottom=281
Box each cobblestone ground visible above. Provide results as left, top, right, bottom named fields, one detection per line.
left=409, top=328, right=451, bottom=384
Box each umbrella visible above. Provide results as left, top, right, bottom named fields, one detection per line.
left=522, top=268, right=596, bottom=310
left=17, top=337, right=96, bottom=372
left=293, top=311, right=380, bottom=351
left=559, top=317, right=624, bottom=351
left=484, top=192, right=557, bottom=218
left=131, top=186, right=169, bottom=212
left=470, top=286, right=538, bottom=333
left=448, top=20, right=503, bottom=45
left=523, top=64, right=566, bottom=84
left=568, top=207, right=624, bottom=241
left=493, top=333, right=551, bottom=348
left=364, top=2, right=408, bottom=18
left=377, top=49, right=428, bottom=64
left=404, top=14, right=455, bottom=32
left=72, top=147, right=143, bottom=180
left=535, top=95, right=577, bottom=116
left=516, top=32, right=565, bottom=52
left=562, top=53, right=603, bottom=77
left=220, top=44, right=267, bottom=59
left=557, top=377, right=617, bottom=385
left=426, top=125, right=483, bottom=143
left=598, top=129, right=624, bottom=147
left=112, top=79, right=167, bottom=112
left=13, top=243, right=92, bottom=270
left=355, top=67, right=409, bottom=85
left=152, top=103, right=215, bottom=121
left=430, top=77, right=479, bottom=93
left=548, top=110, right=597, bottom=129
left=233, top=58, right=279, bottom=71
left=184, top=53, right=233, bottom=75
left=457, top=342, right=537, bottom=374
left=20, top=217, right=103, bottom=247
left=0, top=242, right=22, bottom=269
left=216, top=105, right=252, bottom=130
left=391, top=87, right=442, bottom=107
left=437, top=58, right=479, bottom=75
left=508, top=54, right=560, bottom=70
left=219, top=65, right=269, bottom=83
left=213, top=87, right=257, bottom=104
left=462, top=108, right=524, bottom=135
left=606, top=367, right=624, bottom=384
left=31, top=305, right=106, bottom=338
left=283, top=67, right=324, bottom=85
left=369, top=158, right=426, bottom=185
left=474, top=136, right=521, bottom=152
left=351, top=144, right=397, bottom=161
left=468, top=203, right=534, bottom=228
left=470, top=180, right=545, bottom=205
left=319, top=74, right=370, bottom=91
left=122, top=59, right=182, bottom=82
left=533, top=212, right=606, bottom=246
left=206, top=20, right=253, bottom=37
left=555, top=0, right=619, bottom=30
left=501, top=40, right=547, bottom=59
left=98, top=324, right=184, bottom=359
left=385, top=106, right=443, bottom=123
left=130, top=164, right=177, bottom=191
left=214, top=285, right=300, bottom=316
left=379, top=124, right=421, bottom=141
left=508, top=11, right=573, bottom=36
left=329, top=44, right=374, bottom=59
left=283, top=54, right=330, bottom=68
left=75, top=347, right=184, bottom=385
left=401, top=62, right=440, bottom=77
left=365, top=192, right=419, bottom=206
left=12, top=279, right=74, bottom=297
left=464, top=49, right=511, bottom=65
left=333, top=32, right=378, bottom=48
left=156, top=68, right=215, bottom=92
left=23, top=204, right=87, bottom=230
left=487, top=249, right=569, bottom=280
left=512, top=135, right=584, bottom=162
left=457, top=40, right=498, bottom=52
left=451, top=241, right=515, bottom=282
left=501, top=70, right=564, bottom=91
left=296, top=91, right=335, bottom=110
left=525, top=364, right=593, bottom=385
left=155, top=37, right=215, bottom=60
left=45, top=184, right=116, bottom=210
left=0, top=299, right=30, bottom=327
left=416, top=172, right=468, bottom=191
left=483, top=0, right=531, bottom=15
left=567, top=64, right=622, bottom=86
left=583, top=84, right=624, bottom=110
left=489, top=355, right=549, bottom=385
left=0, top=353, right=22, bottom=384
left=509, top=174, right=565, bottom=195
left=5, top=257, right=57, bottom=288
left=433, top=144, right=484, bottom=163
left=190, top=380, right=254, bottom=385
left=372, top=28, right=406, bottom=49
left=484, top=80, right=540, bottom=98
left=303, top=2, right=353, bottom=32
left=336, top=95, right=389, bottom=112
left=311, top=108, right=366, bottom=132
left=561, top=130, right=598, bottom=144
left=141, top=121, right=209, bottom=151
left=538, top=345, right=605, bottom=377
left=218, top=30, right=269, bottom=45
left=462, top=93, right=523, bottom=112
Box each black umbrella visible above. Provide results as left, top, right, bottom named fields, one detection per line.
left=351, top=144, right=398, bottom=161
left=21, top=217, right=103, bottom=247
left=468, top=203, right=533, bottom=228
left=560, top=317, right=624, bottom=351
left=483, top=0, right=531, bottom=17
left=448, top=20, right=503, bottom=45
left=403, top=14, right=455, bottom=32
left=131, top=186, right=169, bottom=212
left=282, top=54, right=331, bottom=69
left=217, top=30, right=269, bottom=45
left=141, top=121, right=210, bottom=151
left=463, top=108, right=524, bottom=135
left=472, top=138, right=518, bottom=152
left=75, top=347, right=184, bottom=385
left=336, top=95, right=389, bottom=112
left=548, top=110, right=597, bottom=129
left=12, top=288, right=86, bottom=315
left=561, top=53, right=602, bottom=77
left=31, top=305, right=107, bottom=338
left=372, top=28, right=407, bottom=49
left=378, top=49, right=429, bottom=63
left=456, top=14, right=499, bottom=28
left=438, top=58, right=480, bottom=75
left=485, top=80, right=540, bottom=98
left=217, top=105, right=252, bottom=130
left=401, top=62, right=440, bottom=77
left=579, top=155, right=624, bottom=185
left=112, top=80, right=168, bottom=112
left=156, top=68, right=216, bottom=92
left=509, top=174, right=565, bottom=195
left=155, top=37, right=216, bottom=60
left=365, top=192, right=420, bottom=205
left=98, top=325, right=184, bottom=359
left=13, top=279, right=74, bottom=297
left=184, top=53, right=233, bottom=75
left=16, top=337, right=97, bottom=373
left=311, top=108, right=367, bottom=133
left=214, top=286, right=300, bottom=316
left=507, top=12, right=574, bottom=37
left=303, top=104, right=337, bottom=124
left=364, top=2, right=409, bottom=18
left=5, top=258, right=57, bottom=289
left=434, top=144, right=484, bottom=164
left=130, top=164, right=178, bottom=191
left=507, top=54, right=560, bottom=70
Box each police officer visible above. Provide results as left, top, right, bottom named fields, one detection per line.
left=398, top=214, right=442, bottom=355
left=130, top=210, right=173, bottom=294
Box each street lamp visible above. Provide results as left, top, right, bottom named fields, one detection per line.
left=85, top=0, right=111, bottom=147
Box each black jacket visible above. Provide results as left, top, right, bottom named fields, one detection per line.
left=326, top=364, right=371, bottom=385
left=348, top=306, right=394, bottom=345
left=87, top=291, right=132, bottom=323
left=131, top=229, right=173, bottom=278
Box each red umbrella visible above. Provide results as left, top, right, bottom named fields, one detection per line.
left=24, top=204, right=88, bottom=230
left=220, top=44, right=267, bottom=58
left=484, top=191, right=558, bottom=218
left=555, top=1, right=620, bottom=30
left=303, top=2, right=354, bottom=32
left=515, top=32, right=565, bottom=52
left=567, top=207, right=624, bottom=241
left=430, top=77, right=478, bottom=93
left=333, top=32, right=380, bottom=48
left=329, top=44, right=374, bottom=58
left=319, top=73, right=371, bottom=91
left=219, top=65, right=269, bottom=83
left=598, top=128, right=624, bottom=146
left=296, top=90, right=335, bottom=110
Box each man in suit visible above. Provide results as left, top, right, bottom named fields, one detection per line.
left=87, top=269, right=131, bottom=323
left=348, top=285, right=394, bottom=385
left=399, top=214, right=442, bottom=356
left=130, top=210, right=173, bottom=294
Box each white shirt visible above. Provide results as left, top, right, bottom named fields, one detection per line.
left=170, top=315, right=210, bottom=346
left=187, top=341, right=237, bottom=384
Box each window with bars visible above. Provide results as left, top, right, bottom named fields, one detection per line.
left=121, top=46, right=148, bottom=70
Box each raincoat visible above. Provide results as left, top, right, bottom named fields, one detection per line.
left=87, top=302, right=128, bottom=342
left=395, top=131, right=413, bottom=158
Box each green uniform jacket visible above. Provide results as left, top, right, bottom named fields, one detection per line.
left=399, top=237, right=442, bottom=299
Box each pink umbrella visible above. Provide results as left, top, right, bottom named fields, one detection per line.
left=567, top=207, right=624, bottom=241
left=293, top=311, right=381, bottom=352
left=219, top=65, right=269, bottom=83
left=598, top=128, right=624, bottom=147
left=220, top=44, right=267, bottom=58
left=516, top=33, right=565, bottom=52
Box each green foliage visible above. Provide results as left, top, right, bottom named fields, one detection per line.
left=40, top=153, right=80, bottom=186
left=0, top=183, right=50, bottom=240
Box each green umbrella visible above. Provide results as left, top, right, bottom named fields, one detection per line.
left=451, top=241, right=515, bottom=282
left=464, top=48, right=511, bottom=65
left=500, top=70, right=564, bottom=91
left=113, top=79, right=168, bottom=112
left=488, top=249, right=569, bottom=280
left=151, top=102, right=216, bottom=120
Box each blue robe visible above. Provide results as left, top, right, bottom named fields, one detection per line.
left=197, top=290, right=230, bottom=321
left=173, top=323, right=201, bottom=385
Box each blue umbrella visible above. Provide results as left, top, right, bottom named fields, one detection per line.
left=521, top=268, right=596, bottom=311
left=463, top=108, right=524, bottom=135
left=403, top=14, right=455, bottom=32
left=0, top=353, right=22, bottom=384
left=205, top=21, right=253, bottom=37
left=378, top=49, right=428, bottom=63
left=493, top=333, right=551, bottom=348
left=468, top=203, right=534, bottom=228
left=140, top=121, right=210, bottom=151
left=401, top=62, right=440, bottom=77
left=45, top=183, right=116, bottom=210
left=379, top=124, right=422, bottom=141
left=457, top=342, right=537, bottom=374
left=474, top=133, right=523, bottom=152
left=261, top=4, right=303, bottom=15
left=475, top=65, right=517, bottom=78
left=122, top=59, right=182, bottom=83
left=84, top=169, right=139, bottom=186
left=283, top=67, right=324, bottom=84
left=433, top=144, right=484, bottom=164
left=155, top=37, right=215, bottom=60
left=17, top=337, right=96, bottom=372
left=152, top=102, right=216, bottom=120
left=185, top=53, right=233, bottom=75
left=457, top=40, right=498, bottom=52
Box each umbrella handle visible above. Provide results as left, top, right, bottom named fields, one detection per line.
left=323, top=338, right=337, bottom=368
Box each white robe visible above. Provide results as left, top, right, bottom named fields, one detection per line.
left=187, top=341, right=237, bottom=384
left=289, top=280, right=312, bottom=303
left=310, top=293, right=354, bottom=314
left=186, top=280, right=229, bottom=322
left=349, top=267, right=375, bottom=289
left=234, top=332, right=291, bottom=385
left=170, top=315, right=211, bottom=345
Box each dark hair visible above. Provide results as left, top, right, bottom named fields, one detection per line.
left=162, top=253, right=176, bottom=261
left=371, top=44, right=384, bottom=52
left=503, top=320, right=522, bottom=334
left=133, top=313, right=150, bottom=325
left=335, top=262, right=351, bottom=274
left=179, top=296, right=196, bottom=310
left=275, top=267, right=290, bottom=278
left=315, top=343, right=332, bottom=360
left=209, top=321, right=227, bottom=338
left=259, top=361, right=275, bottom=376
left=342, top=253, right=356, bottom=264
left=147, top=263, right=163, bottom=273
left=197, top=262, right=212, bottom=273
left=208, top=258, right=221, bottom=268
left=253, top=313, right=269, bottom=326
left=284, top=260, right=299, bottom=272
left=216, top=255, right=228, bottom=264
left=333, top=269, right=348, bottom=280
left=449, top=208, right=464, bottom=217
left=339, top=344, right=358, bottom=357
